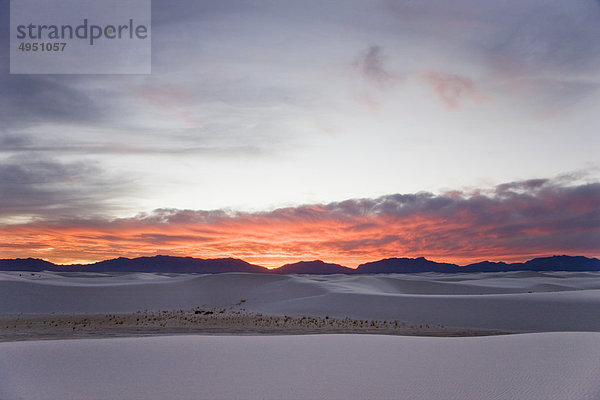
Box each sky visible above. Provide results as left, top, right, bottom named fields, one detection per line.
left=1, top=0, right=599, bottom=267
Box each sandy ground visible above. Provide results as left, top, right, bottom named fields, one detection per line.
left=0, top=307, right=504, bottom=341
left=2, top=333, right=600, bottom=400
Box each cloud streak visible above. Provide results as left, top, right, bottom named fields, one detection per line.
left=0, top=156, right=133, bottom=221
left=1, top=177, right=597, bottom=267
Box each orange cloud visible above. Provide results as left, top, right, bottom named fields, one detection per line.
left=1, top=178, right=598, bottom=268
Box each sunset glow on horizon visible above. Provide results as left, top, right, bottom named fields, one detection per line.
left=2, top=176, right=598, bottom=267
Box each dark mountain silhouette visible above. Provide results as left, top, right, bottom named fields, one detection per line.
left=461, top=256, right=600, bottom=273
left=271, top=260, right=355, bottom=274
left=460, top=260, right=515, bottom=273
left=0, top=257, right=56, bottom=272
left=519, top=255, right=600, bottom=272
left=84, top=255, right=268, bottom=273
left=358, top=255, right=600, bottom=274
left=0, top=255, right=268, bottom=274
left=357, top=257, right=459, bottom=273
left=0, top=255, right=599, bottom=274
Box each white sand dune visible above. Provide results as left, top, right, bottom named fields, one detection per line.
left=3, top=271, right=600, bottom=399
left=2, top=333, right=600, bottom=400
left=2, top=271, right=600, bottom=332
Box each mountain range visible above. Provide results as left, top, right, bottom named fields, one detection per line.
left=1, top=255, right=599, bottom=274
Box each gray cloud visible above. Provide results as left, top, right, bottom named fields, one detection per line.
left=0, top=134, right=31, bottom=149
left=353, top=46, right=396, bottom=86
left=147, top=175, right=599, bottom=235
left=0, top=75, right=110, bottom=132
left=0, top=156, right=132, bottom=220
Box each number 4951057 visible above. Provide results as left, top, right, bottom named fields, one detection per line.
left=18, top=42, right=67, bottom=51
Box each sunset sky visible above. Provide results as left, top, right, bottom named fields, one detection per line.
left=1, top=0, right=599, bottom=267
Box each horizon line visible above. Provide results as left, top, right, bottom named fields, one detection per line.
left=4, top=253, right=597, bottom=270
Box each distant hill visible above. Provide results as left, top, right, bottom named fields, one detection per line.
left=519, top=255, right=600, bottom=272
left=461, top=256, right=600, bottom=273
left=83, top=255, right=268, bottom=274
left=0, top=258, right=57, bottom=272
left=357, top=257, right=458, bottom=273
left=358, top=255, right=600, bottom=274
left=0, top=255, right=599, bottom=274
left=271, top=260, right=355, bottom=274
left=0, top=255, right=268, bottom=274
left=460, top=260, right=515, bottom=273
